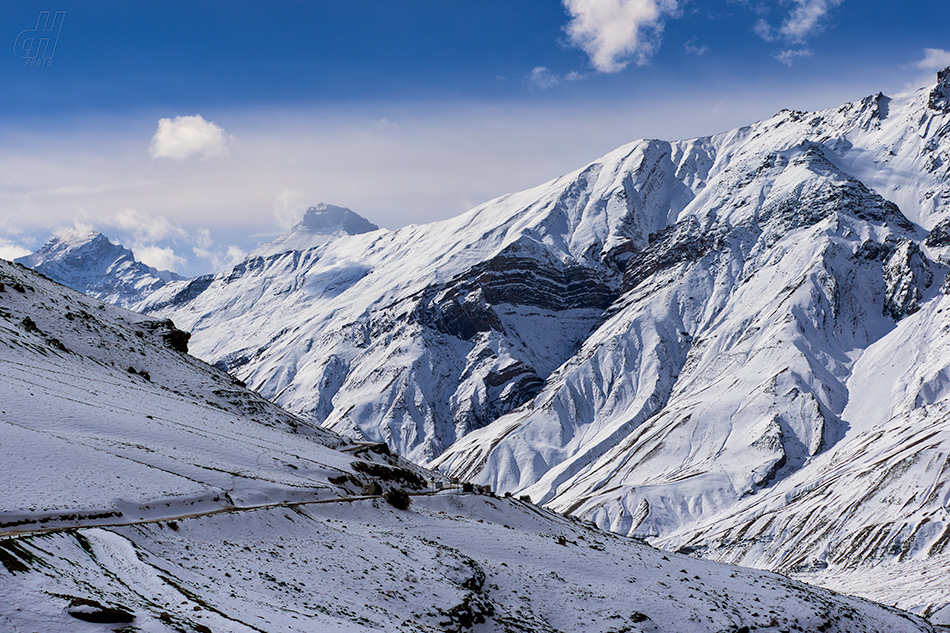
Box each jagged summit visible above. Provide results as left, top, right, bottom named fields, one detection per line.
left=20, top=228, right=118, bottom=264
left=15, top=229, right=181, bottom=307
left=251, top=203, right=380, bottom=258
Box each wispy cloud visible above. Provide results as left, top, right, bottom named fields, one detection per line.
left=0, top=238, right=30, bottom=261
left=563, top=0, right=680, bottom=73
left=916, top=48, right=950, bottom=71
left=774, top=48, right=814, bottom=67
left=684, top=38, right=708, bottom=56
left=193, top=227, right=246, bottom=271
left=53, top=221, right=95, bottom=241
left=105, top=208, right=188, bottom=244
left=527, top=66, right=560, bottom=90
left=45, top=210, right=206, bottom=274
left=274, top=190, right=307, bottom=230
left=149, top=114, right=235, bottom=160
left=753, top=19, right=775, bottom=42
left=754, top=0, right=843, bottom=64
left=0, top=217, right=38, bottom=260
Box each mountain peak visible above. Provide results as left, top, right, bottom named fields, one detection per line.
left=296, top=203, right=379, bottom=235
left=18, top=229, right=122, bottom=266
left=250, top=203, right=380, bottom=258
left=54, top=227, right=107, bottom=246
left=15, top=230, right=181, bottom=307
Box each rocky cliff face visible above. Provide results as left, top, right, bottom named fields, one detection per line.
left=930, top=67, right=950, bottom=112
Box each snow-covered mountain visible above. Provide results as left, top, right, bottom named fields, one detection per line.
left=124, top=68, right=950, bottom=615
left=4, top=258, right=928, bottom=632
left=15, top=228, right=182, bottom=308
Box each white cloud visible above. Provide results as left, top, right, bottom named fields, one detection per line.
left=527, top=67, right=560, bottom=90
left=774, top=48, right=814, bottom=67
left=779, top=0, right=842, bottom=42
left=684, top=39, right=708, bottom=56
left=753, top=19, right=775, bottom=42
left=752, top=0, right=842, bottom=64
left=223, top=245, right=247, bottom=267
left=274, top=190, right=306, bottom=230
left=193, top=228, right=246, bottom=271
left=195, top=227, right=213, bottom=251
left=0, top=238, right=30, bottom=261
left=149, top=114, right=234, bottom=160
left=917, top=48, right=950, bottom=71
left=755, top=0, right=843, bottom=46
left=133, top=245, right=186, bottom=273
left=53, top=220, right=95, bottom=240
left=105, top=208, right=188, bottom=243
left=563, top=0, right=680, bottom=73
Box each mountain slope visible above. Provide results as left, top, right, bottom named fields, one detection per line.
left=2, top=257, right=934, bottom=633
left=0, top=257, right=420, bottom=525
left=15, top=228, right=182, bottom=308
left=137, top=194, right=627, bottom=463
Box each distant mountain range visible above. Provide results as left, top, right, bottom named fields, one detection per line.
left=13, top=67, right=950, bottom=619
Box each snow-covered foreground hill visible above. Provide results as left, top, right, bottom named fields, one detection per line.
left=3, top=495, right=938, bottom=633
left=3, top=258, right=937, bottom=632
left=0, top=257, right=364, bottom=523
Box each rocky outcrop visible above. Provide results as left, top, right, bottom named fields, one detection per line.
left=883, top=240, right=933, bottom=319
left=298, top=204, right=379, bottom=235
left=139, top=318, right=191, bottom=353
left=929, top=66, right=950, bottom=112
left=926, top=218, right=950, bottom=247
left=412, top=251, right=616, bottom=342
left=142, top=274, right=214, bottom=312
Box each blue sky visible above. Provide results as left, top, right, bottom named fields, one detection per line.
left=2, top=0, right=948, bottom=274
